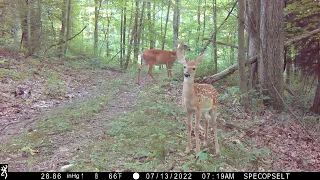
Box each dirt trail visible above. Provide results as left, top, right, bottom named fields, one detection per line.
left=0, top=68, right=150, bottom=171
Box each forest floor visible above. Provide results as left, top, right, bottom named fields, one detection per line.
left=1, top=50, right=320, bottom=172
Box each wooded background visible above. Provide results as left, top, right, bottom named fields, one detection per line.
left=0, top=0, right=319, bottom=115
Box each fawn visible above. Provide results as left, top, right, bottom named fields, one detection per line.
left=177, top=51, right=220, bottom=155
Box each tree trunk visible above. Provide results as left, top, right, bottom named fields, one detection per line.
left=173, top=0, right=180, bottom=48
left=59, top=0, right=67, bottom=57
left=124, top=1, right=136, bottom=69
left=162, top=0, right=171, bottom=50
left=120, top=7, right=123, bottom=68
left=137, top=2, right=145, bottom=62
left=64, top=0, right=71, bottom=56
left=133, top=1, right=140, bottom=64
left=202, top=0, right=206, bottom=47
left=94, top=0, right=100, bottom=56
left=196, top=0, right=201, bottom=53
left=147, top=2, right=152, bottom=49
left=212, top=0, right=218, bottom=74
left=122, top=7, right=126, bottom=65
left=238, top=0, right=248, bottom=107
left=27, top=0, right=42, bottom=56
left=259, top=0, right=285, bottom=110
left=246, top=0, right=260, bottom=89
left=152, top=3, right=156, bottom=48
left=9, top=2, right=20, bottom=50
left=106, top=15, right=110, bottom=57
left=20, top=0, right=30, bottom=52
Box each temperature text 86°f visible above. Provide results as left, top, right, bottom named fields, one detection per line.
left=202, top=172, right=235, bottom=180
left=94, top=172, right=123, bottom=179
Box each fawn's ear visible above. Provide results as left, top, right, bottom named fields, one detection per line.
left=195, top=54, right=205, bottom=65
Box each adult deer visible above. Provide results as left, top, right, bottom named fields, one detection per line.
left=137, top=43, right=190, bottom=85
left=177, top=51, right=220, bottom=156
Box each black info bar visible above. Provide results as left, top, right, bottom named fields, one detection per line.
left=0, top=172, right=318, bottom=180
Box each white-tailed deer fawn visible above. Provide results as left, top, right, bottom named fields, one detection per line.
left=177, top=51, right=220, bottom=156
left=137, top=44, right=190, bottom=85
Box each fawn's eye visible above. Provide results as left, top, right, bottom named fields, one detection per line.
left=183, top=66, right=186, bottom=68
left=193, top=68, right=196, bottom=70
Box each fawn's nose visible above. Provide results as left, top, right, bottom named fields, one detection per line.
left=184, top=72, right=190, bottom=78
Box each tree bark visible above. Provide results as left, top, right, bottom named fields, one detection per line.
left=173, top=0, right=180, bottom=48
left=202, top=0, right=206, bottom=47
left=162, top=0, right=171, bottom=50
left=259, top=0, right=285, bottom=110
left=94, top=0, right=102, bottom=57
left=196, top=0, right=201, bottom=53
left=120, top=7, right=123, bottom=68
left=238, top=0, right=248, bottom=107
left=20, top=0, right=30, bottom=52
left=133, top=1, right=139, bottom=64
left=212, top=0, right=217, bottom=74
left=59, top=0, right=67, bottom=57
left=246, top=0, right=260, bottom=89
left=64, top=0, right=71, bottom=57
left=136, top=2, right=145, bottom=63
left=27, top=0, right=42, bottom=56
left=9, top=2, right=20, bottom=50
left=122, top=7, right=126, bottom=66
left=147, top=2, right=152, bottom=49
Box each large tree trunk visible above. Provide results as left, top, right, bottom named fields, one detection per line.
left=246, top=0, right=260, bottom=89
left=238, top=0, right=248, bottom=107
left=27, top=0, right=42, bottom=56
left=259, top=0, right=285, bottom=110
left=173, top=0, right=180, bottom=48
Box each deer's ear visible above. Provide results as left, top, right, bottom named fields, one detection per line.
left=195, top=55, right=205, bottom=65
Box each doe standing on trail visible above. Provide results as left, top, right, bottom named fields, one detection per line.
left=137, top=43, right=190, bottom=86
left=177, top=51, right=220, bottom=156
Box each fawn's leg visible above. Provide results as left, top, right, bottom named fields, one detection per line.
left=195, top=108, right=201, bottom=154
left=204, top=111, right=210, bottom=147
left=185, top=110, right=193, bottom=153
left=211, top=107, right=220, bottom=155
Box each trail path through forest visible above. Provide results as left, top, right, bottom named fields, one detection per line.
left=1, top=52, right=319, bottom=172
left=1, top=59, right=149, bottom=171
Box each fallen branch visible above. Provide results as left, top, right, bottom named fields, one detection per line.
left=199, top=55, right=258, bottom=84
left=45, top=26, right=87, bottom=52
left=285, top=28, right=320, bottom=47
